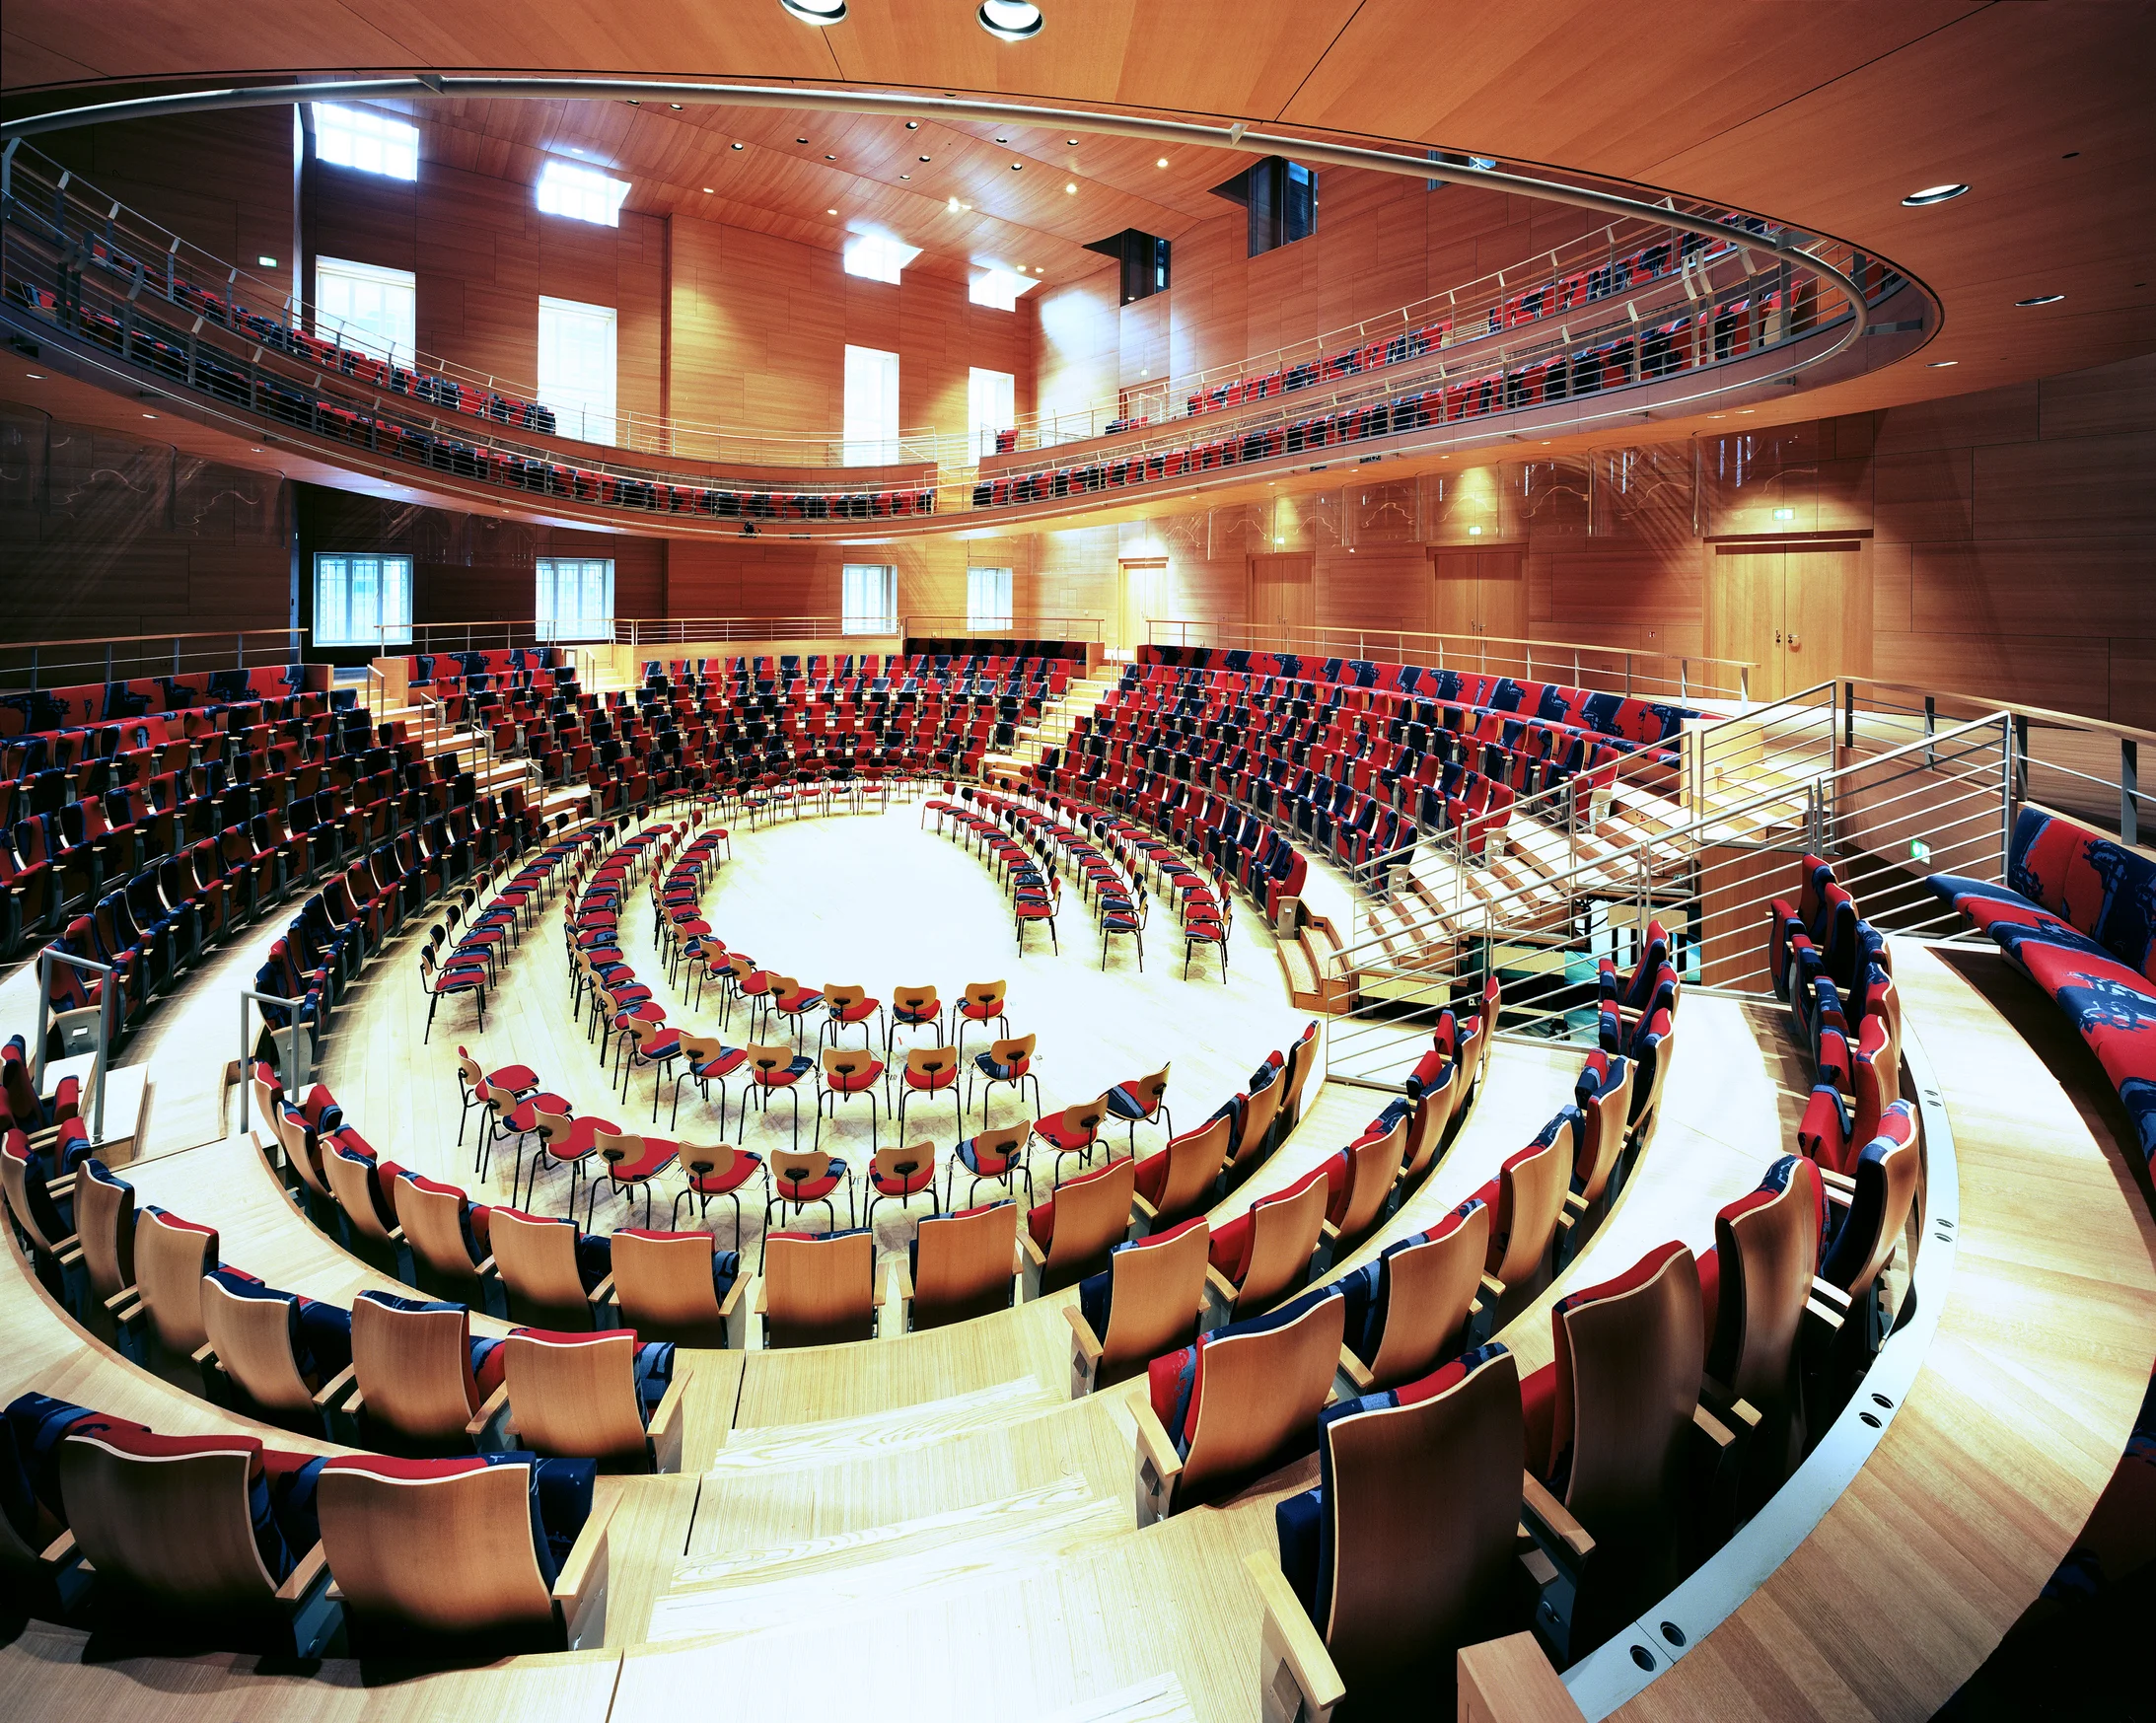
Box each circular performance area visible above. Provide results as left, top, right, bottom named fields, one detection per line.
left=2, top=11, right=2153, bottom=1722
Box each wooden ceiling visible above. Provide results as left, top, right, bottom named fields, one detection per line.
left=2, top=0, right=2149, bottom=410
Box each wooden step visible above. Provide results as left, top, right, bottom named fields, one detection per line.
left=707, top=1378, right=1064, bottom=1473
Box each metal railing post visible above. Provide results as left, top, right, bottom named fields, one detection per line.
left=239, top=987, right=311, bottom=1099
left=35, top=947, right=115, bottom=1142
left=1923, top=694, right=1936, bottom=769
left=2000, top=714, right=2016, bottom=880
left=2122, top=739, right=2139, bottom=847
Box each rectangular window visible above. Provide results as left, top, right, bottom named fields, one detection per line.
left=537, top=160, right=630, bottom=228
left=841, top=564, right=898, bottom=636
left=313, top=553, right=413, bottom=648
left=842, top=344, right=900, bottom=467
left=969, top=267, right=1038, bottom=312
left=842, top=234, right=921, bottom=284
left=538, top=296, right=618, bottom=445
left=314, top=104, right=418, bottom=180
left=967, top=566, right=1014, bottom=632
left=536, top=558, right=615, bottom=643
left=969, top=368, right=1016, bottom=460
left=314, top=256, right=416, bottom=369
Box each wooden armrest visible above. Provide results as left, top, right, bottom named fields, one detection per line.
left=1320, top=1219, right=1340, bottom=1246
left=1810, top=1275, right=1853, bottom=1312
left=1065, top=1303, right=1104, bottom=1398
left=1563, top=1190, right=1588, bottom=1216
left=272, top=1541, right=329, bottom=1603
left=1245, top=1551, right=1346, bottom=1723
left=190, top=1340, right=218, bottom=1369
left=1479, top=1272, right=1505, bottom=1304
left=386, top=1225, right=405, bottom=1244
left=1519, top=1471, right=1594, bottom=1563
left=1132, top=1399, right=1184, bottom=1527
left=53, top=1238, right=82, bottom=1264
left=649, top=1367, right=691, bottom=1472
left=1334, top=1346, right=1375, bottom=1397
left=552, top=1492, right=617, bottom=1650
left=47, top=1173, right=77, bottom=1202
left=587, top=1273, right=615, bottom=1307
left=311, top=1363, right=357, bottom=1410
left=465, top=1380, right=511, bottom=1443
left=103, top=1283, right=140, bottom=1314
left=891, top=1259, right=913, bottom=1302
left=473, top=1255, right=498, bottom=1278
left=753, top=1278, right=769, bottom=1315
left=1020, top=1233, right=1047, bottom=1268
left=1205, top=1263, right=1241, bottom=1308
left=1129, top=1191, right=1158, bottom=1229
left=1456, top=1633, right=1584, bottom=1723
left=39, top=1530, right=78, bottom=1566
left=1691, top=1402, right=1736, bottom=1451
left=1805, top=1294, right=1846, bottom=1334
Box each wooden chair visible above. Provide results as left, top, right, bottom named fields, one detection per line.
left=1397, top=1067, right=1457, bottom=1190
left=950, top=1120, right=1033, bottom=1209
left=127, top=1206, right=218, bottom=1375
left=199, top=1270, right=355, bottom=1434
left=315, top=1454, right=615, bottom=1656
left=1335, top=1200, right=1494, bottom=1399
left=602, top=1227, right=749, bottom=1349
left=1134, top=1284, right=1345, bottom=1523
left=586, top=1129, right=680, bottom=1231
left=1105, top=1063, right=1173, bottom=1155
left=1022, top=1155, right=1136, bottom=1297
left=1704, top=1154, right=1827, bottom=1493
left=1473, top=1113, right=1577, bottom=1319
left=1322, top=1116, right=1409, bottom=1257
left=529, top=1106, right=613, bottom=1216
left=954, top=979, right=1009, bottom=1062
left=1277, top=1020, right=1321, bottom=1139
left=1204, top=1163, right=1330, bottom=1325
left=760, top=1228, right=878, bottom=1347
left=671, top=1141, right=767, bottom=1244
left=71, top=1158, right=136, bottom=1319
left=670, top=1032, right=748, bottom=1132
left=1568, top=1048, right=1635, bottom=1229
left=490, top=1207, right=605, bottom=1331
left=818, top=983, right=883, bottom=1050
left=1130, top=1113, right=1230, bottom=1234
left=323, top=1141, right=412, bottom=1280
left=760, top=1146, right=854, bottom=1261
left=1222, top=1071, right=1285, bottom=1190
left=1252, top=1346, right=1533, bottom=1715
left=967, top=1032, right=1041, bottom=1127
left=900, top=1199, right=1021, bottom=1330
left=1817, top=1100, right=1921, bottom=1357
left=1031, top=1091, right=1111, bottom=1184
left=1066, top=1216, right=1209, bottom=1396
left=886, top=984, right=944, bottom=1057
left=817, top=1045, right=886, bottom=1150
left=865, top=1140, right=939, bottom=1228
left=740, top=1043, right=814, bottom=1146
left=896, top=1044, right=963, bottom=1139
left=341, top=1291, right=507, bottom=1454
left=57, top=1427, right=338, bottom=1655
left=1629, top=1009, right=1677, bottom=1142
left=391, top=1170, right=495, bottom=1310
left=500, top=1328, right=691, bottom=1472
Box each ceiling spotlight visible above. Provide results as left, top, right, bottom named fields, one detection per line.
left=703, top=186, right=715, bottom=193
left=826, top=207, right=837, bottom=215
left=1927, top=359, right=1958, bottom=367
left=778, top=0, right=847, bottom=24
left=977, top=1, right=1043, bottom=41
left=948, top=196, right=962, bottom=211
left=995, top=136, right=1010, bottom=144
left=1064, top=181, right=1077, bottom=193
left=797, top=137, right=810, bottom=145
left=2015, top=293, right=2064, bottom=306
left=1010, top=162, right=1023, bottom=171
left=919, top=155, right=932, bottom=163
left=905, top=121, right=920, bottom=130
left=142, top=412, right=158, bottom=419
left=1901, top=182, right=1969, bottom=207
left=732, top=142, right=745, bottom=150
left=899, top=174, right=910, bottom=179
left=670, top=103, right=683, bottom=109
left=1067, top=138, right=1078, bottom=147
left=1156, top=157, right=1169, bottom=169
left=825, top=154, right=836, bottom=161
left=24, top=373, right=42, bottom=380
left=626, top=100, right=640, bottom=106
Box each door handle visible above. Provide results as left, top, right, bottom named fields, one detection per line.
left=1787, top=633, right=1801, bottom=651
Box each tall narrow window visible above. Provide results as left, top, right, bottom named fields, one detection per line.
left=841, top=564, right=898, bottom=635
left=313, top=554, right=413, bottom=648
left=967, top=566, right=1014, bottom=632
left=538, top=297, right=618, bottom=445
left=969, top=368, right=1016, bottom=459
left=843, top=344, right=900, bottom=467
left=313, top=105, right=419, bottom=180
left=536, top=558, right=615, bottom=642
left=842, top=234, right=921, bottom=284
left=314, top=257, right=415, bottom=369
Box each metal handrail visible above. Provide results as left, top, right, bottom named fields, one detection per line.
left=34, top=947, right=114, bottom=1143
left=238, top=986, right=311, bottom=1104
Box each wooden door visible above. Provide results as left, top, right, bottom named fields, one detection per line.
left=1784, top=546, right=1870, bottom=688
left=1117, top=559, right=1167, bottom=656
left=1475, top=550, right=1528, bottom=649
left=1707, top=550, right=1787, bottom=701
left=1429, top=549, right=1482, bottom=639
left=1249, top=553, right=1316, bottom=641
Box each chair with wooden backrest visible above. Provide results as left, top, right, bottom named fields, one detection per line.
left=761, top=1228, right=878, bottom=1347
left=607, top=1228, right=748, bottom=1349
left=1472, top=1110, right=1578, bottom=1316
left=71, top=1159, right=135, bottom=1316
left=1519, top=1241, right=1711, bottom=1661
left=969, top=1033, right=1041, bottom=1127
left=1817, top=1101, right=1921, bottom=1360
left=1256, top=1344, right=1525, bottom=1711
left=954, top=979, right=1009, bottom=1062
left=199, top=1269, right=355, bottom=1433
left=269, top=1100, right=337, bottom=1212
left=1105, top=1063, right=1173, bottom=1155
left=501, top=1328, right=690, bottom=1473
left=315, top=1453, right=613, bottom=1656
left=1067, top=1216, right=1210, bottom=1396
left=1627, top=1007, right=1677, bottom=1138
left=490, top=1208, right=603, bottom=1331
left=131, top=1207, right=219, bottom=1369
left=1030, top=1091, right=1111, bottom=1184
left=323, top=1141, right=408, bottom=1275
left=1135, top=1284, right=1347, bottom=1524
left=902, top=1200, right=1021, bottom=1330
left=1569, top=1048, right=1635, bottom=1219
left=1321, top=1115, right=1409, bottom=1256
left=1206, top=1163, right=1330, bottom=1324
left=1130, top=1112, right=1230, bottom=1234
left=345, top=1291, right=505, bottom=1454
left=1022, top=1156, right=1136, bottom=1297
left=1223, top=1070, right=1285, bottom=1189
left=886, top=984, right=943, bottom=1055
left=57, top=1426, right=336, bottom=1654
left=950, top=1120, right=1033, bottom=1209
left=1276, top=1020, right=1321, bottom=1139
left=1701, top=1154, right=1826, bottom=1490
left=1400, top=1064, right=1458, bottom=1188
left=1335, top=1197, right=1495, bottom=1399
left=391, top=1171, right=492, bottom=1308
left=819, top=983, right=882, bottom=1050
left=672, top=1141, right=767, bottom=1244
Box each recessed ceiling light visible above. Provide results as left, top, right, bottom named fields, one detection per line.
left=1927, top=359, right=1958, bottom=367
left=24, top=373, right=42, bottom=380
left=252, top=447, right=261, bottom=453
left=732, top=142, right=745, bottom=151
left=1067, top=138, right=1078, bottom=147
left=626, top=100, right=640, bottom=107
left=905, top=121, right=920, bottom=130
left=142, top=412, right=158, bottom=419
left=1901, top=182, right=1969, bottom=207
left=1010, top=162, right=1023, bottom=171
left=779, top=0, right=846, bottom=24
left=899, top=174, right=910, bottom=179
left=995, top=136, right=1010, bottom=144
left=568, top=147, right=584, bottom=155
left=1156, top=157, right=1169, bottom=169
left=825, top=154, right=836, bottom=161
left=1064, top=181, right=1077, bottom=193
left=2016, top=293, right=2064, bottom=306
left=670, top=104, right=683, bottom=110
left=977, top=1, right=1043, bottom=41
left=919, top=155, right=932, bottom=163
left=797, top=137, right=810, bottom=145
left=826, top=207, right=837, bottom=215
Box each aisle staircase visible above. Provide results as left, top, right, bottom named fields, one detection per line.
left=980, top=667, right=1122, bottom=785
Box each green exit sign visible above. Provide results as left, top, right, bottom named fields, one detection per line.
left=1909, top=838, right=1931, bottom=863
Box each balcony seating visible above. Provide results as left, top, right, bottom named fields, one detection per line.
left=1135, top=1283, right=1346, bottom=1522
left=496, top=1328, right=688, bottom=1472
left=391, top=1169, right=498, bottom=1310
left=759, top=1228, right=878, bottom=1347
left=1928, top=805, right=2156, bottom=1170
left=314, top=1451, right=611, bottom=1657
left=1065, top=1216, right=1209, bottom=1395
left=899, top=1199, right=1021, bottom=1330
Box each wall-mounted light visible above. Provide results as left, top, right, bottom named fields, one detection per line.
left=978, top=1, right=1043, bottom=41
